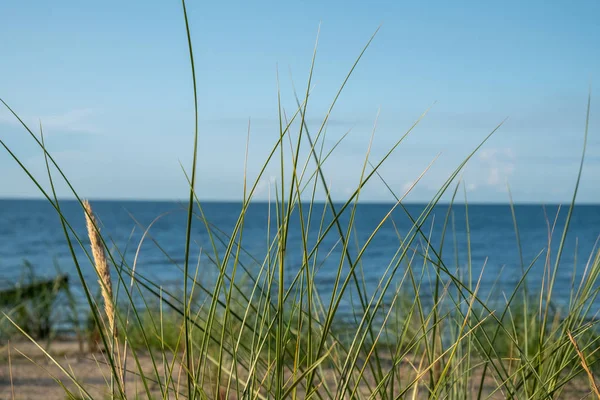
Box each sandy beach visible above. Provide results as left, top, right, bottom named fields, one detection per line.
left=1, top=338, right=595, bottom=399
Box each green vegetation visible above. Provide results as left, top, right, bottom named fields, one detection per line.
left=0, top=1, right=598, bottom=398
left=0, top=261, right=78, bottom=343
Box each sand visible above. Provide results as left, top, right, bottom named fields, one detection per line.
left=1, top=340, right=167, bottom=399
left=0, top=339, right=594, bottom=399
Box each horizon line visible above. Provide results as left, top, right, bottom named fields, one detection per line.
left=0, top=196, right=598, bottom=206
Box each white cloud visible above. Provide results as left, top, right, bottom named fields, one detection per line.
left=402, top=181, right=415, bottom=194
left=0, top=108, right=100, bottom=134
left=477, top=147, right=516, bottom=188
left=254, top=175, right=277, bottom=198
left=487, top=167, right=500, bottom=185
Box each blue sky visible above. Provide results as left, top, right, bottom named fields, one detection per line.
left=0, top=0, right=598, bottom=203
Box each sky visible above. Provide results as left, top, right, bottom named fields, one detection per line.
left=0, top=0, right=599, bottom=203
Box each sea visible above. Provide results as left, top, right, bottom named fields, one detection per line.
left=1, top=199, right=599, bottom=322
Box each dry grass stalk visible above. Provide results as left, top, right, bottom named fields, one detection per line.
left=8, top=341, right=15, bottom=399
left=83, top=200, right=116, bottom=340
left=567, top=330, right=600, bottom=399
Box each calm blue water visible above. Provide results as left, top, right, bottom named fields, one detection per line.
left=1, top=199, right=599, bottom=318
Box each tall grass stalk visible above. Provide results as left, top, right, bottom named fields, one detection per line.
left=83, top=199, right=121, bottom=394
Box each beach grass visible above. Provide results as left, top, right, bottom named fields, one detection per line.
left=0, top=0, right=598, bottom=399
